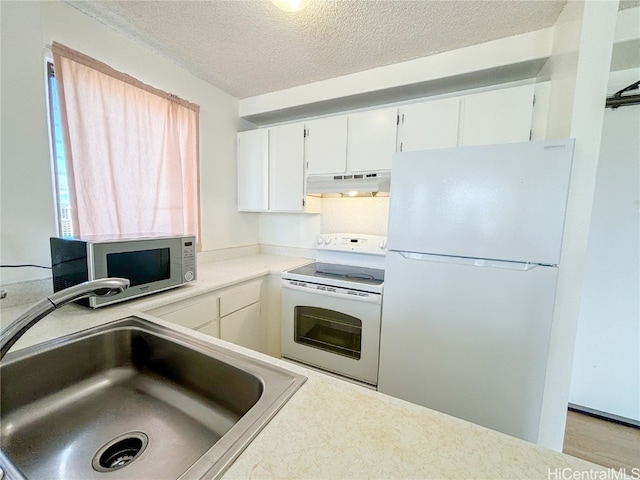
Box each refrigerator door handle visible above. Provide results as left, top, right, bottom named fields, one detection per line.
left=397, top=251, right=546, bottom=271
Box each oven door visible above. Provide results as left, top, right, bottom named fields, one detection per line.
left=281, top=280, right=382, bottom=385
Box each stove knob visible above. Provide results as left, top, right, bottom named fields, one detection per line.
left=378, top=239, right=387, bottom=249
left=316, top=235, right=324, bottom=245
left=323, top=236, right=331, bottom=245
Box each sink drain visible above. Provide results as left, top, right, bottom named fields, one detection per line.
left=92, top=432, right=149, bottom=472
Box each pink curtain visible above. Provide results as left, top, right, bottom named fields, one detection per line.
left=52, top=42, right=201, bottom=248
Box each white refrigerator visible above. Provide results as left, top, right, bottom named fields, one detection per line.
left=378, top=139, right=575, bottom=444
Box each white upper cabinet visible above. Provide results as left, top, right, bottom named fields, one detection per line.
left=269, top=123, right=305, bottom=211
left=460, top=84, right=535, bottom=146
left=399, top=97, right=461, bottom=152
left=238, top=124, right=319, bottom=213
left=305, top=116, right=348, bottom=175
left=238, top=85, right=537, bottom=211
left=237, top=129, right=268, bottom=212
left=347, top=107, right=398, bottom=172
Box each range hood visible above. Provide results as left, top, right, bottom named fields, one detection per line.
left=306, top=171, right=391, bottom=194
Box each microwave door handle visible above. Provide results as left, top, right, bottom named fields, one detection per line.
left=281, top=281, right=381, bottom=304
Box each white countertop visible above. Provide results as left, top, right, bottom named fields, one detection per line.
left=0, top=254, right=309, bottom=349
left=0, top=254, right=604, bottom=479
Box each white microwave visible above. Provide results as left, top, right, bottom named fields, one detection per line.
left=50, top=234, right=196, bottom=308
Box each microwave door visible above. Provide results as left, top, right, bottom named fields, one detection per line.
left=89, top=238, right=186, bottom=306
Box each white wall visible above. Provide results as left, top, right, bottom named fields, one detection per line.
left=0, top=1, right=259, bottom=284
left=569, top=67, right=640, bottom=422
left=258, top=211, right=320, bottom=249
left=0, top=1, right=58, bottom=283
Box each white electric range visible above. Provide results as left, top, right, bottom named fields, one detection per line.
left=281, top=233, right=387, bottom=387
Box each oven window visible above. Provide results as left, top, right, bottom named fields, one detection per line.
left=294, top=306, right=362, bottom=360
left=106, top=248, right=170, bottom=286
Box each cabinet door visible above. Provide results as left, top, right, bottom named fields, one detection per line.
left=305, top=116, right=348, bottom=175
left=400, top=98, right=460, bottom=152
left=347, top=107, right=398, bottom=172
left=237, top=129, right=268, bottom=211
left=269, top=123, right=305, bottom=211
left=197, top=319, right=220, bottom=338
left=460, top=84, right=535, bottom=146
left=220, top=303, right=265, bottom=353
left=264, top=273, right=283, bottom=358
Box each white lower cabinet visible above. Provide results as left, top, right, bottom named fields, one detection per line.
left=264, top=274, right=283, bottom=358
left=220, top=303, right=263, bottom=353
left=145, top=276, right=279, bottom=357
left=196, top=320, right=220, bottom=337
left=219, top=278, right=268, bottom=355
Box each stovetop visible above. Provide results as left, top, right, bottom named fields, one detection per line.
left=282, top=262, right=385, bottom=294
left=282, top=234, right=387, bottom=294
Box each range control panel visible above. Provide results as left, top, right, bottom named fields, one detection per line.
left=315, top=234, right=387, bottom=255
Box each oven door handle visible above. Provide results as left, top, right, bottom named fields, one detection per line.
left=281, top=281, right=382, bottom=304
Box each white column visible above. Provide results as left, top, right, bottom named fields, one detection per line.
left=537, top=0, right=620, bottom=450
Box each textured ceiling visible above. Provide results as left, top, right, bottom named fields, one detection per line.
left=67, top=0, right=638, bottom=100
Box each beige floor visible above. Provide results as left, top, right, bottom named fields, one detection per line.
left=563, top=410, right=640, bottom=470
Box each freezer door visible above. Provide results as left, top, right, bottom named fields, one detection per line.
left=387, top=139, right=574, bottom=265
left=378, top=251, right=559, bottom=443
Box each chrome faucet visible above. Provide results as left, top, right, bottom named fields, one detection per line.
left=0, top=278, right=130, bottom=360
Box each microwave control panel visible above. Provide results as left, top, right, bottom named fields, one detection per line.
left=182, top=238, right=197, bottom=282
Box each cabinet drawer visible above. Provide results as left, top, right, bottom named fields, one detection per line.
left=220, top=280, right=261, bottom=317
left=147, top=294, right=219, bottom=330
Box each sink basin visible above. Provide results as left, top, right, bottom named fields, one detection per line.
left=0, top=316, right=306, bottom=479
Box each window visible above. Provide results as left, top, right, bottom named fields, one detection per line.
left=48, top=42, right=201, bottom=248
left=47, top=63, right=74, bottom=237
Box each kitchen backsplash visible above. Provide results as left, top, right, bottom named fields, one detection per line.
left=197, top=244, right=259, bottom=263
left=258, top=196, right=390, bottom=250
left=259, top=245, right=316, bottom=259
left=321, top=196, right=389, bottom=236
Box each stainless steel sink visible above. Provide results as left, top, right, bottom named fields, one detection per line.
left=0, top=316, right=306, bottom=479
